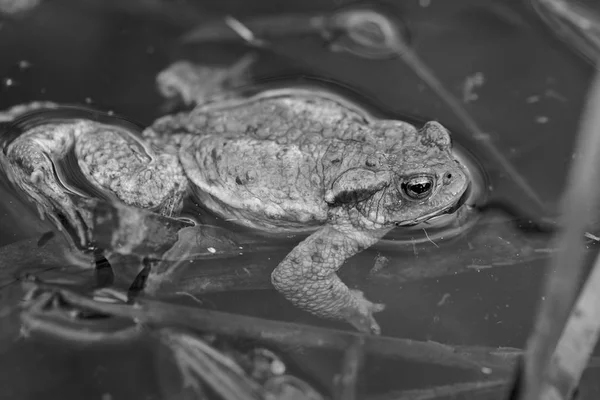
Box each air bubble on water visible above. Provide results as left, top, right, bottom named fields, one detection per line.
left=2, top=77, right=15, bottom=87
left=18, top=60, right=32, bottom=69
left=207, top=247, right=216, bottom=253
left=85, top=97, right=93, bottom=104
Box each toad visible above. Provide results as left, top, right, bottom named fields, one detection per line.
left=0, top=65, right=469, bottom=334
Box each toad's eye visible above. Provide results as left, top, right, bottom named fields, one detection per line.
left=402, top=176, right=434, bottom=200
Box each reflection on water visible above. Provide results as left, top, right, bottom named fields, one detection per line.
left=1, top=0, right=600, bottom=399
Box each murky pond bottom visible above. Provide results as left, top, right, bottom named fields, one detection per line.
left=1, top=0, right=600, bottom=399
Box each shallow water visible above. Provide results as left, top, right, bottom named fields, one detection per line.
left=1, top=0, right=599, bottom=398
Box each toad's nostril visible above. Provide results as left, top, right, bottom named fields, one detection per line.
left=443, top=172, right=453, bottom=184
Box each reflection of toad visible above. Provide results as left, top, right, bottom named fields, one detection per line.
left=0, top=62, right=469, bottom=334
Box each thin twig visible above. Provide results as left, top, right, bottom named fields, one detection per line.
left=333, top=336, right=365, bottom=400
left=20, top=282, right=511, bottom=375
left=22, top=285, right=600, bottom=373
left=533, top=0, right=600, bottom=64
left=159, top=328, right=265, bottom=400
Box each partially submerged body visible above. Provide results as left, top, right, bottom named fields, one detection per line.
left=0, top=60, right=470, bottom=334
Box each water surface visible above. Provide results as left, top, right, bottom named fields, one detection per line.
left=0, top=0, right=598, bottom=398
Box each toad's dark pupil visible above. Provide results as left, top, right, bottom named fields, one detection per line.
left=409, top=182, right=431, bottom=194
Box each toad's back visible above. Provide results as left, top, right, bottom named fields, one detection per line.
left=180, top=134, right=331, bottom=232
left=169, top=96, right=367, bottom=231
left=149, top=91, right=375, bottom=144
left=156, top=92, right=402, bottom=232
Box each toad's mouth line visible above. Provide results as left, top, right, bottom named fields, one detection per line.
left=395, top=204, right=456, bottom=227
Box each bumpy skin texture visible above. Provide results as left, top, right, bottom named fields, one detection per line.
left=1, top=85, right=469, bottom=334
left=144, top=90, right=470, bottom=334
left=1, top=118, right=187, bottom=244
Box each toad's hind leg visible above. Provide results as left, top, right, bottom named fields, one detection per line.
left=1, top=122, right=91, bottom=245
left=2, top=117, right=187, bottom=248
left=271, top=222, right=390, bottom=334
left=75, top=128, right=187, bottom=218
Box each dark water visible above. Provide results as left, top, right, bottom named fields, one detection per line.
left=0, top=0, right=599, bottom=399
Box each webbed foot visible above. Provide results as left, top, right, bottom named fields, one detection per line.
left=342, top=289, right=386, bottom=335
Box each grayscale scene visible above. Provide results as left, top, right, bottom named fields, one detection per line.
left=0, top=0, right=599, bottom=399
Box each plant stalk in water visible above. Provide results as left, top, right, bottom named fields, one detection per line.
left=519, top=70, right=600, bottom=399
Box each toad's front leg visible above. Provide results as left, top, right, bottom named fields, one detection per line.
left=271, top=222, right=390, bottom=334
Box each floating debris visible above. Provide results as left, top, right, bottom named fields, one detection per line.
left=462, top=72, right=485, bottom=103
left=156, top=55, right=256, bottom=106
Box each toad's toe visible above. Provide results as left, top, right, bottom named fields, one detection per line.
left=344, top=289, right=386, bottom=335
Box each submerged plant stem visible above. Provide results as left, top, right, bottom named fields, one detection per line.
left=21, top=282, right=510, bottom=375
left=543, top=249, right=600, bottom=399
left=333, top=336, right=365, bottom=400
left=521, top=71, right=600, bottom=399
